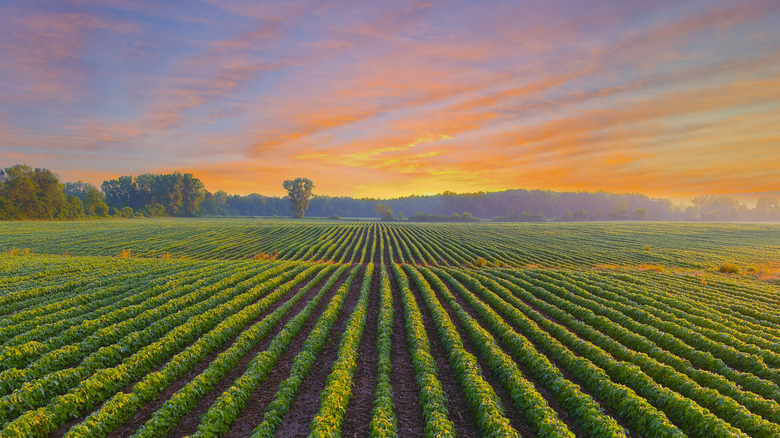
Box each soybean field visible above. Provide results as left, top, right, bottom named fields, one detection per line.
left=1, top=219, right=779, bottom=438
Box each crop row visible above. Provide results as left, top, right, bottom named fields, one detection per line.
left=1, top=253, right=778, bottom=437
left=3, top=220, right=778, bottom=270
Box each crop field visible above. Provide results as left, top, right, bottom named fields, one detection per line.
left=1, top=219, right=779, bottom=437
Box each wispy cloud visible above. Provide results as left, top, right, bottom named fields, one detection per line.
left=1, top=0, right=778, bottom=202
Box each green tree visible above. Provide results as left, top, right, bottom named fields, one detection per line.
left=101, top=176, right=136, bottom=209
left=62, top=196, right=85, bottom=219
left=691, top=195, right=739, bottom=221
left=142, top=203, right=166, bottom=217
left=283, top=178, right=314, bottom=218
left=85, top=186, right=108, bottom=217
left=0, top=165, right=69, bottom=220
left=180, top=173, right=205, bottom=216
left=65, top=181, right=107, bottom=217
left=214, top=190, right=228, bottom=207
left=573, top=209, right=588, bottom=221
left=630, top=207, right=648, bottom=220
left=376, top=203, right=394, bottom=221
left=608, top=201, right=627, bottom=220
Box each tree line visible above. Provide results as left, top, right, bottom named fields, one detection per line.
left=1, top=164, right=778, bottom=221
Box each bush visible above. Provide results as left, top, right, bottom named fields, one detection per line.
left=719, top=263, right=739, bottom=274
left=474, top=257, right=489, bottom=267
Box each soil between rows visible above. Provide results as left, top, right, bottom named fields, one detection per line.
left=434, top=268, right=580, bottom=436
left=381, top=230, right=392, bottom=265
left=220, top=268, right=352, bottom=437
left=404, top=269, right=480, bottom=436
left=478, top=270, right=642, bottom=438
left=105, top=267, right=332, bottom=438
left=426, top=268, right=536, bottom=436
left=51, top=265, right=273, bottom=438
left=339, top=264, right=380, bottom=436
left=168, top=268, right=345, bottom=437
left=272, top=265, right=364, bottom=438
left=369, top=226, right=381, bottom=265
left=387, top=265, right=426, bottom=437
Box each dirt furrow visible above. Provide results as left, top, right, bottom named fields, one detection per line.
left=272, top=266, right=364, bottom=438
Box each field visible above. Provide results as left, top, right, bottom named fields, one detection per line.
left=1, top=219, right=779, bottom=438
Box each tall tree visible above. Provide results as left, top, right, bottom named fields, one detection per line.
left=376, top=203, right=394, bottom=221
left=101, top=176, right=136, bottom=209
left=180, top=173, right=205, bottom=216
left=283, top=178, right=314, bottom=218
left=0, top=165, right=70, bottom=219
left=66, top=181, right=108, bottom=217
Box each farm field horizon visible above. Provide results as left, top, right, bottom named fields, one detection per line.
left=1, top=219, right=780, bottom=437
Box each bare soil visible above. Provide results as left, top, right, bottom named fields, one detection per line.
left=272, top=266, right=363, bottom=438
left=339, top=266, right=379, bottom=436
left=405, top=274, right=480, bottom=436
left=387, top=266, right=426, bottom=437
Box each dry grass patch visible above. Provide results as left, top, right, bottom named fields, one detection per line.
left=253, top=252, right=277, bottom=260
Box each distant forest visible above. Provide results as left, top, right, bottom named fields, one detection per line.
left=1, top=164, right=778, bottom=221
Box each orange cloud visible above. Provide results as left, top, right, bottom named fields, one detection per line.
left=2, top=1, right=779, bottom=205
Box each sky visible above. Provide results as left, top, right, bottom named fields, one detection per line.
left=1, top=0, right=779, bottom=204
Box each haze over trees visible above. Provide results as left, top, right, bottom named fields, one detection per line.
left=1, top=164, right=779, bottom=221
left=375, top=203, right=394, bottom=221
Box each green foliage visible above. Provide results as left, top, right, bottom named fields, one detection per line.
left=608, top=201, right=628, bottom=220
left=492, top=210, right=545, bottom=222
left=102, top=172, right=205, bottom=217
left=1, top=221, right=779, bottom=437
left=310, top=264, right=374, bottom=436
left=0, top=165, right=69, bottom=220
left=142, top=203, right=165, bottom=218
left=407, top=211, right=479, bottom=222
left=283, top=177, right=315, bottom=218
left=370, top=266, right=397, bottom=438
left=376, top=203, right=394, bottom=221
left=631, top=208, right=649, bottom=220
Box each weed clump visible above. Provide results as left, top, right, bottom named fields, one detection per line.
left=474, top=256, right=489, bottom=267
left=5, top=247, right=31, bottom=256
left=719, top=263, right=739, bottom=274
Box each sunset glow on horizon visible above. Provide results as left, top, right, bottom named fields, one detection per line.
left=1, top=1, right=779, bottom=204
